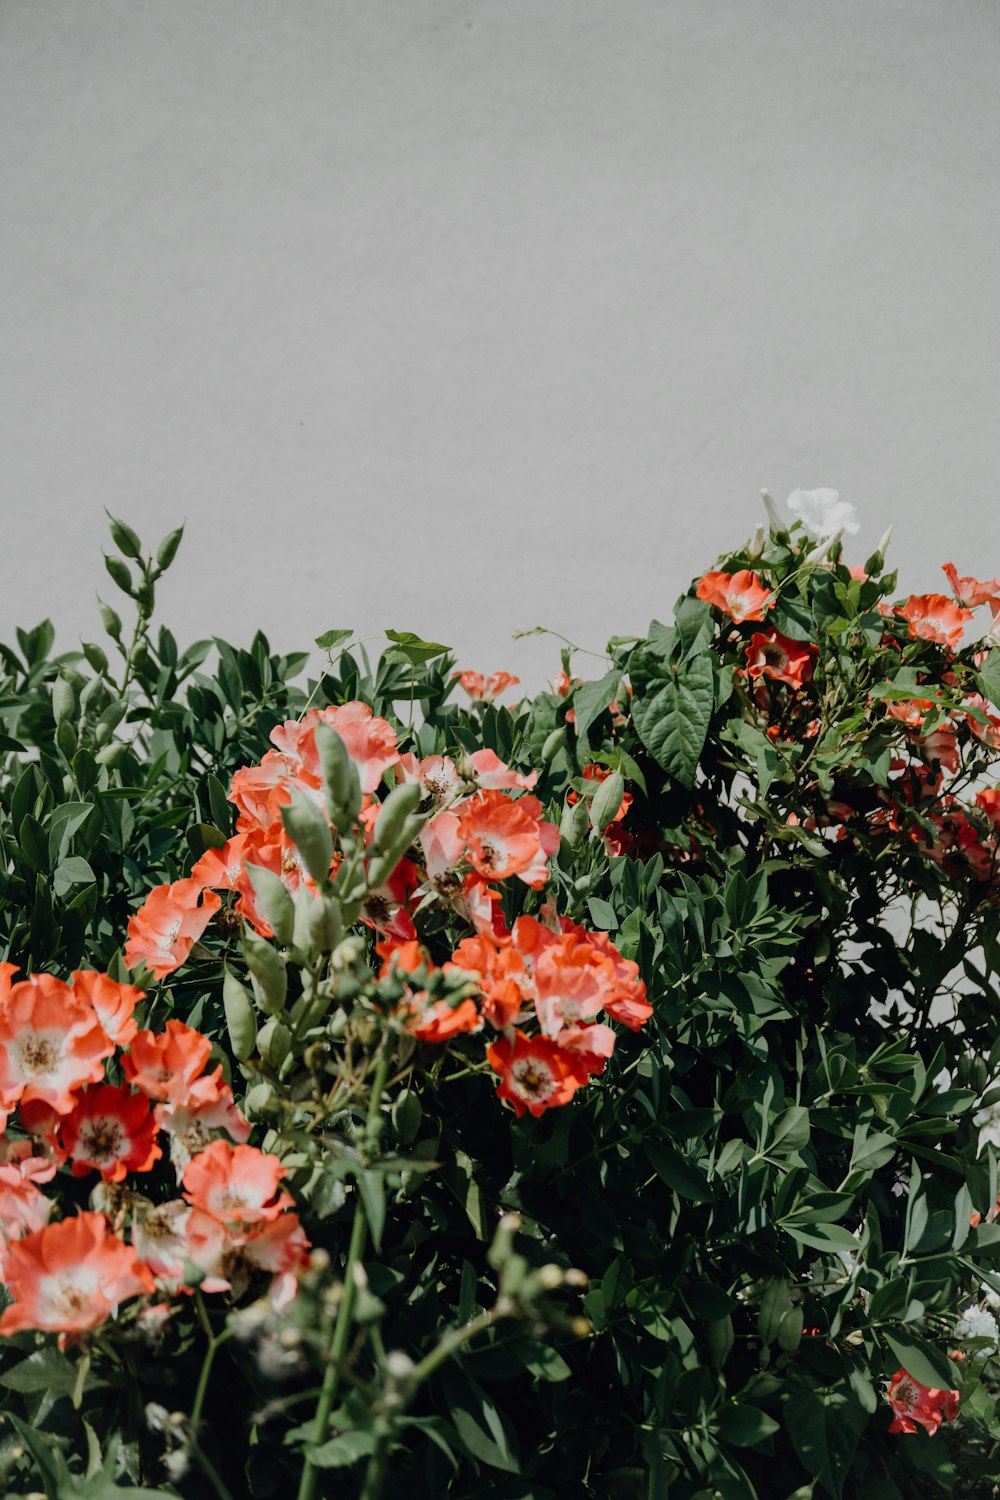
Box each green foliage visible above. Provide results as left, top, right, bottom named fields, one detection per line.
left=2, top=512, right=1000, bottom=1498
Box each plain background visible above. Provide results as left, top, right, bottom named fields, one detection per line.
left=2, top=1, right=998, bottom=692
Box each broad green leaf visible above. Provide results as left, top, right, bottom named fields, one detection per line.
left=315, top=628, right=354, bottom=652
left=882, top=1330, right=961, bottom=1391
left=631, top=653, right=714, bottom=787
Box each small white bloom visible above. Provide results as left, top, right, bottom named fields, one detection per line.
left=786, top=488, right=861, bottom=540
left=953, top=1304, right=999, bottom=1354
left=981, top=1282, right=1000, bottom=1312
left=975, top=1099, right=1000, bottom=1152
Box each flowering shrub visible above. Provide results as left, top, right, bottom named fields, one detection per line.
left=0, top=498, right=999, bottom=1498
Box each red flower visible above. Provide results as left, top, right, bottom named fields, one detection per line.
left=744, top=629, right=817, bottom=690
left=58, top=1084, right=161, bottom=1182
left=486, top=1030, right=590, bottom=1117
left=886, top=1367, right=959, bottom=1436
left=696, top=570, right=773, bottom=624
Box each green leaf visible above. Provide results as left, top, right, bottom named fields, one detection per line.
left=782, top=1222, right=862, bottom=1254
left=645, top=1141, right=713, bottom=1203
left=769, top=1105, right=810, bottom=1154
left=315, top=628, right=354, bottom=653
left=53, top=855, right=95, bottom=897
left=571, top=669, right=621, bottom=745
left=631, top=654, right=714, bottom=787
left=3, top=1346, right=78, bottom=1395
left=384, top=629, right=449, bottom=664
left=882, top=1330, right=961, bottom=1391
left=784, top=1390, right=868, bottom=1500
left=586, top=896, right=618, bottom=931
left=977, top=649, right=1000, bottom=712
left=307, top=1428, right=378, bottom=1468
left=715, top=1403, right=780, bottom=1447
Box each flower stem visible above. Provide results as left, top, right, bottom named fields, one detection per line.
left=297, top=1042, right=393, bottom=1500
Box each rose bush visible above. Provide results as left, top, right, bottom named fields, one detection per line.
left=0, top=498, right=999, bottom=1498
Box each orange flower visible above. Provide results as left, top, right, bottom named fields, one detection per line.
left=696, top=570, right=773, bottom=624
left=191, top=831, right=265, bottom=893
left=465, top=749, right=538, bottom=793
left=69, top=969, right=144, bottom=1046
left=448, top=935, right=526, bottom=1029
left=886, top=1367, right=959, bottom=1435
left=744, top=628, right=817, bottom=690
left=183, top=1204, right=310, bottom=1308
left=898, top=594, right=972, bottom=650
left=123, top=1019, right=216, bottom=1104
left=124, top=879, right=222, bottom=978
left=58, top=1083, right=161, bottom=1182
left=229, top=750, right=319, bottom=832
left=942, top=562, right=1000, bottom=610
left=486, top=1030, right=589, bottom=1117
left=0, top=973, right=113, bottom=1116
left=0, top=1212, right=154, bottom=1336
left=452, top=670, right=520, bottom=703
left=458, top=790, right=559, bottom=888
left=182, top=1140, right=293, bottom=1225
left=271, top=702, right=399, bottom=795
left=534, top=935, right=618, bottom=1036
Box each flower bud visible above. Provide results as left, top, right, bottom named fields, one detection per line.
left=246, top=864, right=295, bottom=947
left=761, top=489, right=786, bottom=537
left=374, top=780, right=422, bottom=852
left=223, top=971, right=258, bottom=1060
left=280, top=791, right=334, bottom=888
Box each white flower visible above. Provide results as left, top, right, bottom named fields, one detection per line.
left=786, top=488, right=861, bottom=540
left=974, top=1099, right=1000, bottom=1152
left=981, top=1283, right=1000, bottom=1313
left=953, top=1303, right=999, bottom=1354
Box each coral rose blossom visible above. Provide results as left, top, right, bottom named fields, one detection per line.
left=0, top=974, right=113, bottom=1115
left=0, top=1212, right=154, bottom=1335
left=124, top=878, right=222, bottom=978
left=696, top=570, right=773, bottom=624
left=898, top=594, right=972, bottom=650
left=942, top=562, right=1000, bottom=610
left=123, top=1019, right=215, bottom=1104
left=183, top=1140, right=293, bottom=1225
left=458, top=791, right=559, bottom=888
left=486, top=1030, right=589, bottom=1117
left=69, top=969, right=144, bottom=1045
left=58, top=1084, right=161, bottom=1182
left=886, top=1367, right=959, bottom=1435
left=452, top=670, right=520, bottom=703
left=744, top=629, right=817, bottom=690
left=271, top=702, right=399, bottom=795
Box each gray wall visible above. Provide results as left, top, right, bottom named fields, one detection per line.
left=2, top=1, right=998, bottom=692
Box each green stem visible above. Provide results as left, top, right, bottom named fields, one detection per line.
left=188, top=1439, right=237, bottom=1500
left=358, top=1306, right=505, bottom=1500
left=297, top=1043, right=393, bottom=1500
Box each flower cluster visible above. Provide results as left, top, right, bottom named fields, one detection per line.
left=123, top=699, right=649, bottom=1115
left=0, top=970, right=307, bottom=1337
